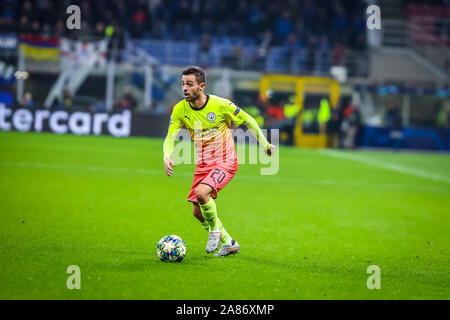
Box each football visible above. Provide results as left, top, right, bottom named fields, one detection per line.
left=156, top=235, right=187, bottom=262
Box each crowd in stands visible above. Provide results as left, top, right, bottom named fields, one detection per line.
left=1, top=0, right=368, bottom=50
left=3, top=0, right=448, bottom=50
left=406, top=0, right=450, bottom=46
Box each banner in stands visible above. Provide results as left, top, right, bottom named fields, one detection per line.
left=0, top=104, right=170, bottom=138
left=60, top=38, right=107, bottom=69
left=358, top=125, right=450, bottom=151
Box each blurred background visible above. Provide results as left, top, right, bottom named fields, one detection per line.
left=0, top=0, right=449, bottom=150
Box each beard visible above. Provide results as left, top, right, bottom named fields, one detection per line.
left=186, top=89, right=201, bottom=102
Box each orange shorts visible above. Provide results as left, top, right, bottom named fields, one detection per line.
left=188, top=166, right=237, bottom=203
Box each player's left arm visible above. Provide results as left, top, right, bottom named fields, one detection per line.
left=223, top=100, right=276, bottom=155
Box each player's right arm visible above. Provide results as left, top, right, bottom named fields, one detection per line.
left=163, top=104, right=184, bottom=176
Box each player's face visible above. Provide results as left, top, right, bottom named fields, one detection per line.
left=182, top=75, right=204, bottom=102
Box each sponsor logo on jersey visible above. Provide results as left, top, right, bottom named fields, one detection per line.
left=207, top=112, right=216, bottom=122
left=193, top=127, right=218, bottom=137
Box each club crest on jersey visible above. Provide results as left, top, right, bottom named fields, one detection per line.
left=207, top=112, right=216, bottom=122
left=234, top=106, right=240, bottom=116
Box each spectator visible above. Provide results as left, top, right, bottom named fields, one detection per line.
left=283, top=33, right=302, bottom=55
left=263, top=89, right=284, bottom=126
left=131, top=5, right=148, bottom=38
left=283, top=95, right=300, bottom=120
left=318, top=98, right=331, bottom=134
left=327, top=104, right=343, bottom=148
left=314, top=7, right=330, bottom=36
left=78, top=21, right=91, bottom=40
left=341, top=102, right=362, bottom=149
left=54, top=20, right=65, bottom=37
left=150, top=0, right=169, bottom=39
left=93, top=22, right=105, bottom=39
left=302, top=103, right=319, bottom=134
left=80, top=1, right=92, bottom=26
left=60, top=88, right=72, bottom=108
left=107, top=24, right=125, bottom=62
left=20, top=92, right=34, bottom=108
left=331, top=4, right=349, bottom=44
left=436, top=102, right=450, bottom=128
left=22, top=1, right=34, bottom=20
left=0, top=1, right=16, bottom=33
left=114, top=87, right=137, bottom=112
left=18, top=16, right=31, bottom=35
left=198, top=33, right=211, bottom=68
left=30, top=20, right=41, bottom=36
left=90, top=99, right=107, bottom=113
left=248, top=1, right=264, bottom=37
left=172, top=0, right=191, bottom=40
left=305, top=35, right=318, bottom=72
left=115, top=0, right=129, bottom=31
left=41, top=23, right=52, bottom=38
left=315, top=35, right=331, bottom=73
left=281, top=95, right=300, bottom=145
left=267, top=102, right=285, bottom=122
left=302, top=0, right=317, bottom=37
left=384, top=103, right=402, bottom=128
left=332, top=42, right=346, bottom=66
left=274, top=10, right=294, bottom=44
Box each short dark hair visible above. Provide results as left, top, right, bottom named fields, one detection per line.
left=182, top=66, right=206, bottom=85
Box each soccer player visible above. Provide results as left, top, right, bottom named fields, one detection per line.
left=163, top=66, right=276, bottom=256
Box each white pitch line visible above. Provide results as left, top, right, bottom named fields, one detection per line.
left=319, top=149, right=450, bottom=184
left=1, top=160, right=448, bottom=192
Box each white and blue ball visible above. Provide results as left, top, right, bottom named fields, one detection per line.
left=156, top=235, right=187, bottom=262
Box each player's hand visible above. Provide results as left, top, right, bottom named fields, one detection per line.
left=265, top=144, right=276, bottom=156
left=164, top=157, right=176, bottom=176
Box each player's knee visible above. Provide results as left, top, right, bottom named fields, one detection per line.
left=194, top=185, right=210, bottom=203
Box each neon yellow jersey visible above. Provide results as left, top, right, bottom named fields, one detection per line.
left=164, top=94, right=249, bottom=169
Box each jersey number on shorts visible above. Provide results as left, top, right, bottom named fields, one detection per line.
left=210, top=169, right=225, bottom=183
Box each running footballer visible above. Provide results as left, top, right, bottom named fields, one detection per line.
left=163, top=66, right=276, bottom=257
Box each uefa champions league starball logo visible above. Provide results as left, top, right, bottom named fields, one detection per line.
left=207, top=112, right=216, bottom=122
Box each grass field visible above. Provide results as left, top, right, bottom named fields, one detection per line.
left=0, top=131, right=449, bottom=300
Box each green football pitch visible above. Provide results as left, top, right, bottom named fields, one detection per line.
left=0, top=131, right=449, bottom=299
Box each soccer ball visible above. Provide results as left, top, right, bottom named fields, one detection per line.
left=156, top=235, right=187, bottom=262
